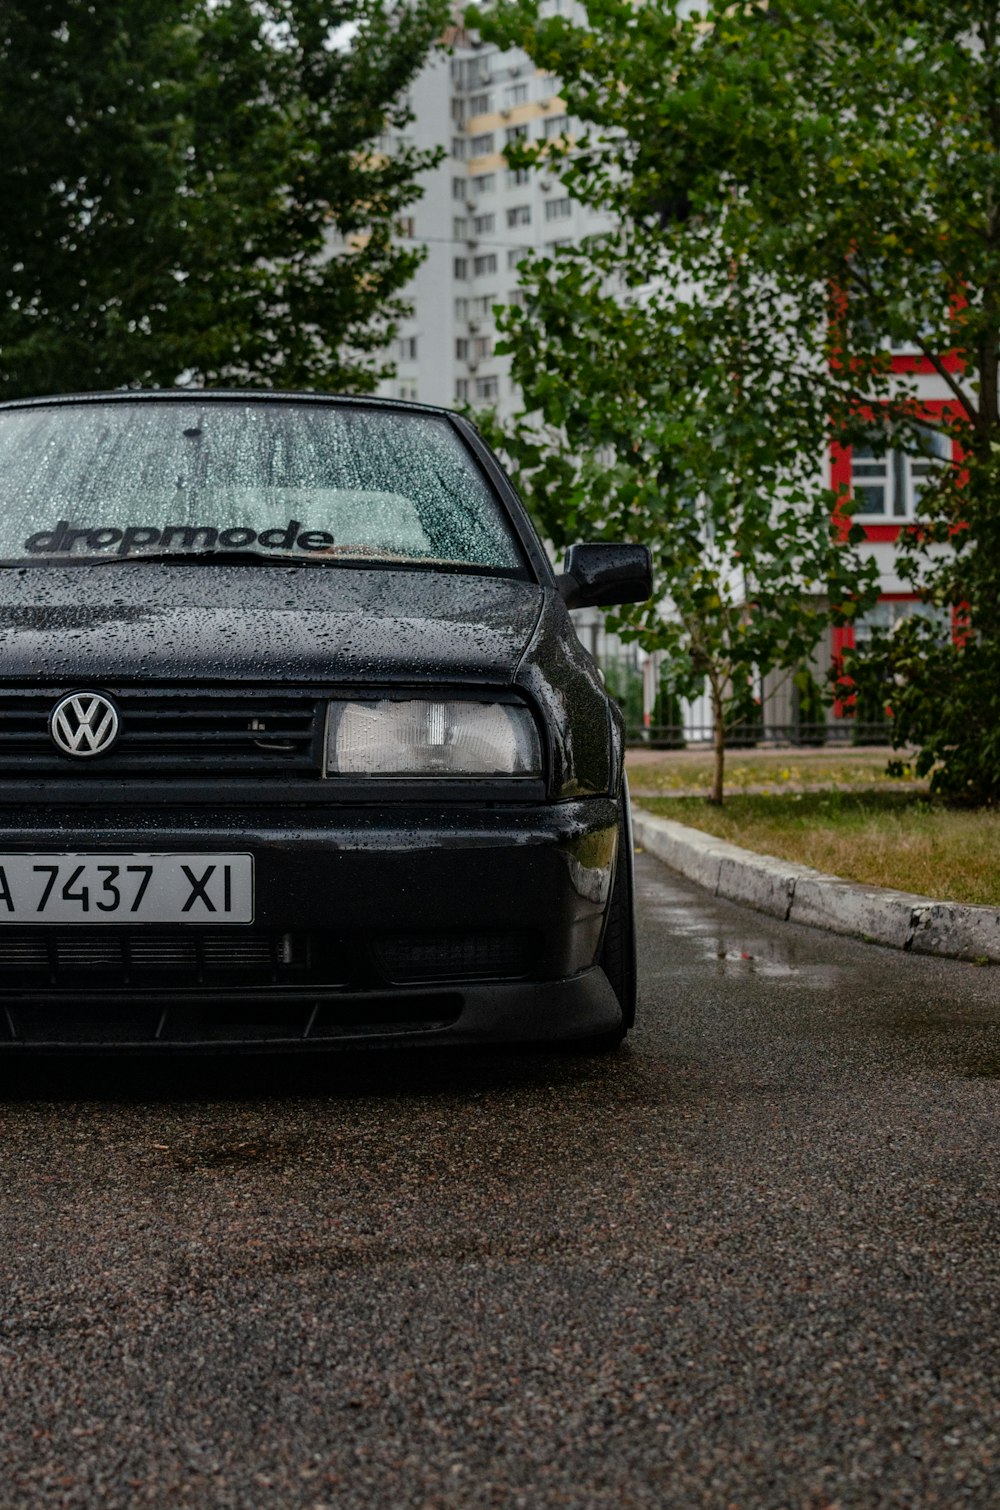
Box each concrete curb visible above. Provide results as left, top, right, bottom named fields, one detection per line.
left=632, top=809, right=1000, bottom=964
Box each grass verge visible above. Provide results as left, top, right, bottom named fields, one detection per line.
left=637, top=791, right=1000, bottom=907
left=624, top=747, right=924, bottom=794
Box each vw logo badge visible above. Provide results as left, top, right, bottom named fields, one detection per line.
left=49, top=692, right=121, bottom=758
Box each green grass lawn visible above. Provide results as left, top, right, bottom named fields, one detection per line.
left=625, top=747, right=925, bottom=794
left=637, top=791, right=1000, bottom=907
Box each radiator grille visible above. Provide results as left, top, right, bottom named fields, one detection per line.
left=0, top=687, right=323, bottom=777
left=0, top=928, right=336, bottom=988
left=373, top=930, right=538, bottom=984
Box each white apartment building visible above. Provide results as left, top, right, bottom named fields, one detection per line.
left=375, top=23, right=632, bottom=705
left=378, top=22, right=611, bottom=421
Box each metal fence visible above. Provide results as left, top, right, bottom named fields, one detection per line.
left=625, top=721, right=893, bottom=749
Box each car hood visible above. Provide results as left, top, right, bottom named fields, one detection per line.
left=0, top=565, right=544, bottom=684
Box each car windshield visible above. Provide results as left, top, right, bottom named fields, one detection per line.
left=0, top=399, right=525, bottom=572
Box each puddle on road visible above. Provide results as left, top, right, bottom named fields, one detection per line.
left=641, top=887, right=843, bottom=988
left=636, top=859, right=1000, bottom=1077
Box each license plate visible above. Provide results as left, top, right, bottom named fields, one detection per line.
left=0, top=854, right=254, bottom=924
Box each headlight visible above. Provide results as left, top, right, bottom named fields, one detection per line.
left=326, top=699, right=542, bottom=777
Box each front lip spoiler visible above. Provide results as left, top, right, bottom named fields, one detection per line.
left=0, top=970, right=621, bottom=1052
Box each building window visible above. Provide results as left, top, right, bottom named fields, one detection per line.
left=473, top=334, right=493, bottom=360
left=470, top=132, right=495, bottom=155
left=396, top=216, right=416, bottom=239
left=474, top=253, right=498, bottom=275
left=507, top=248, right=524, bottom=270
left=452, top=178, right=467, bottom=201
left=545, top=196, right=573, bottom=221
left=397, top=336, right=418, bottom=361
left=544, top=114, right=570, bottom=139
left=854, top=599, right=949, bottom=647
left=506, top=168, right=531, bottom=187
left=850, top=424, right=950, bottom=519
left=469, top=92, right=492, bottom=115
left=475, top=376, right=499, bottom=400
left=505, top=124, right=529, bottom=145
left=451, top=138, right=467, bottom=160
left=508, top=289, right=528, bottom=309
left=453, top=257, right=468, bottom=279
left=507, top=204, right=531, bottom=227
left=456, top=57, right=491, bottom=90
left=454, top=297, right=469, bottom=319
left=470, top=294, right=494, bottom=318
left=471, top=172, right=496, bottom=195
left=454, top=378, right=470, bottom=402
left=506, top=83, right=529, bottom=106
left=453, top=217, right=468, bottom=240
left=397, top=382, right=418, bottom=401
left=455, top=338, right=469, bottom=360
left=473, top=213, right=495, bottom=235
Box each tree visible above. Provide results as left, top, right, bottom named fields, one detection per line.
left=0, top=0, right=446, bottom=398
left=475, top=241, right=876, bottom=801
left=474, top=0, right=1000, bottom=801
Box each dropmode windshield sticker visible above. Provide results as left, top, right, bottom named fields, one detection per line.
left=24, top=520, right=336, bottom=558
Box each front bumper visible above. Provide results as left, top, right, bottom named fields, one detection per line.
left=0, top=798, right=622, bottom=1049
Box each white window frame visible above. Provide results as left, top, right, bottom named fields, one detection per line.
left=850, top=424, right=950, bottom=521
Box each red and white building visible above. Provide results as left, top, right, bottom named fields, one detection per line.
left=593, top=339, right=965, bottom=744
left=827, top=345, right=961, bottom=716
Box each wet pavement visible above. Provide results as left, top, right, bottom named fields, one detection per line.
left=0, top=856, right=998, bottom=1508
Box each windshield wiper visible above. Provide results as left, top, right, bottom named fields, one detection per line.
left=82, top=550, right=329, bottom=567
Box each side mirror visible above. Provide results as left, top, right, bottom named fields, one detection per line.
left=556, top=542, right=653, bottom=609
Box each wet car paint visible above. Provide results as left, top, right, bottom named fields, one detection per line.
left=0, top=392, right=629, bottom=1047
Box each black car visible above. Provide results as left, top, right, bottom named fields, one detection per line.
left=0, top=391, right=651, bottom=1051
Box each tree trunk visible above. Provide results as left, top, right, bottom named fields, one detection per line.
left=709, top=683, right=725, bottom=805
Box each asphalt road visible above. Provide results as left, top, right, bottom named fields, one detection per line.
left=0, top=857, right=998, bottom=1509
